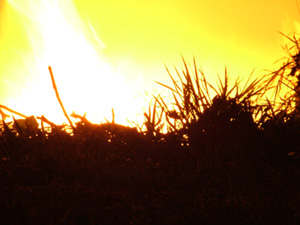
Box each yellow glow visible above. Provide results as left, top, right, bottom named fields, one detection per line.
left=1, top=0, right=300, bottom=125
left=1, top=0, right=146, bottom=125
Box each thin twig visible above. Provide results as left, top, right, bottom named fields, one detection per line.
left=37, top=115, right=58, bottom=128
left=112, top=108, right=115, bottom=124
left=0, top=104, right=27, bottom=118
left=48, top=66, right=74, bottom=130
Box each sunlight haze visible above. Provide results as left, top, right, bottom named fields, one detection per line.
left=0, top=0, right=299, bottom=125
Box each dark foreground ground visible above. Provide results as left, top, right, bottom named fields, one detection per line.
left=0, top=121, right=300, bottom=225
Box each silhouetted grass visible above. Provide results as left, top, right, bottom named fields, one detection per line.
left=1, top=33, right=300, bottom=225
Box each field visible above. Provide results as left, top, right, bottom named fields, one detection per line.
left=1, top=34, right=300, bottom=224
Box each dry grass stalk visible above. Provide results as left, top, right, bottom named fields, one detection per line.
left=263, top=33, right=300, bottom=107
left=155, top=57, right=265, bottom=132
left=143, top=98, right=164, bottom=138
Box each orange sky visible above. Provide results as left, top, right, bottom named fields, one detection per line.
left=0, top=0, right=300, bottom=125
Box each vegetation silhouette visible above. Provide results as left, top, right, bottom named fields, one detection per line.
left=1, top=33, right=300, bottom=224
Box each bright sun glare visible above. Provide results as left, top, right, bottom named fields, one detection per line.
left=3, top=0, right=145, bottom=126
left=2, top=0, right=300, bottom=128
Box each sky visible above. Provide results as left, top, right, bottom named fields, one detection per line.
left=0, top=0, right=299, bottom=125
left=74, top=0, right=300, bottom=78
